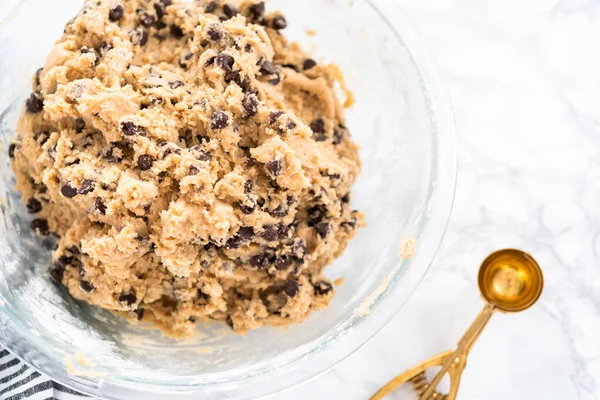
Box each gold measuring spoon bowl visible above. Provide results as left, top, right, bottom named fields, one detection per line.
left=371, top=249, right=544, bottom=400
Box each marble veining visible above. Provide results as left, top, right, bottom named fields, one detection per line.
left=275, top=0, right=600, bottom=398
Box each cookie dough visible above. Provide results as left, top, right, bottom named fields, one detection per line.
left=10, top=0, right=363, bottom=336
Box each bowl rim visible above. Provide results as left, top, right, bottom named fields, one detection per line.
left=0, top=0, right=457, bottom=398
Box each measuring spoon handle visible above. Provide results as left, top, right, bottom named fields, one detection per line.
left=421, top=304, right=496, bottom=399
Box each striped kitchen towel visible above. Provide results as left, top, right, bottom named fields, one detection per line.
left=0, top=347, right=88, bottom=400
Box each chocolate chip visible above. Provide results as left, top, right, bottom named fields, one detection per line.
left=315, top=222, right=330, bottom=238
left=120, top=121, right=146, bottom=136
left=260, top=61, right=277, bottom=75
left=282, top=63, right=299, bottom=72
left=341, top=217, right=358, bottom=230
left=275, top=255, right=292, bottom=270
left=223, top=4, right=239, bottom=19
left=181, top=52, right=193, bottom=65
left=30, top=218, right=49, bottom=235
left=137, top=155, right=154, bottom=171
left=68, top=245, right=81, bottom=255
left=307, top=205, right=326, bottom=227
left=272, top=15, right=287, bottom=30
left=205, top=1, right=217, bottom=13
left=237, top=226, right=254, bottom=241
left=225, top=236, right=241, bottom=250
left=277, top=222, right=290, bottom=239
left=74, top=117, right=86, bottom=133
left=136, top=234, right=150, bottom=243
left=26, top=198, right=42, bottom=214
left=139, top=11, right=155, bottom=27
left=208, top=24, right=223, bottom=41
left=226, top=316, right=235, bottom=329
left=237, top=77, right=251, bottom=93
left=135, top=308, right=145, bottom=320
left=313, top=133, right=327, bottom=142
left=35, top=67, right=43, bottom=86
left=341, top=193, right=351, bottom=203
left=79, top=280, right=94, bottom=293
left=78, top=179, right=95, bottom=195
left=224, top=70, right=241, bottom=84
left=57, top=254, right=72, bottom=266
left=119, top=291, right=137, bottom=305
left=249, top=2, right=265, bottom=19
left=73, top=260, right=84, bottom=277
left=303, top=59, right=317, bottom=70
left=265, top=160, right=283, bottom=177
left=311, top=118, right=327, bottom=141
left=268, top=71, right=281, bottom=85
left=205, top=57, right=217, bottom=68
left=104, top=146, right=120, bottom=162
left=25, top=93, right=43, bottom=113
left=242, top=93, right=259, bottom=117
left=169, top=80, right=184, bottom=89
left=244, top=180, right=253, bottom=193
left=286, top=121, right=297, bottom=131
left=291, top=239, right=307, bottom=260
left=61, top=184, right=78, bottom=198
left=314, top=280, right=333, bottom=295
left=260, top=225, right=279, bottom=241
left=333, top=128, right=344, bottom=145
left=50, top=265, right=64, bottom=282
left=154, top=2, right=166, bottom=19
left=250, top=253, right=269, bottom=269
left=189, top=164, right=201, bottom=175
left=130, top=27, right=149, bottom=46
left=311, top=118, right=326, bottom=133
left=8, top=143, right=17, bottom=158
left=99, top=41, right=113, bottom=56
left=269, top=203, right=289, bottom=218
left=95, top=197, right=106, bottom=215
left=33, top=131, right=48, bottom=144
left=170, top=24, right=184, bottom=39
left=239, top=199, right=256, bottom=215
left=283, top=280, right=299, bottom=297
left=109, top=4, right=124, bottom=21
left=187, top=146, right=208, bottom=162
left=257, top=198, right=266, bottom=208
left=161, top=0, right=171, bottom=5
left=215, top=53, right=235, bottom=71
left=267, top=112, right=283, bottom=126
left=211, top=110, right=229, bottom=129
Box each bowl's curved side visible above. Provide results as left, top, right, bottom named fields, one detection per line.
left=0, top=0, right=457, bottom=398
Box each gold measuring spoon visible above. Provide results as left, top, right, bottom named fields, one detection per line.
left=371, top=249, right=544, bottom=400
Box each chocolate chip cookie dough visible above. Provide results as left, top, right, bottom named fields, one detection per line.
left=10, top=0, right=364, bottom=336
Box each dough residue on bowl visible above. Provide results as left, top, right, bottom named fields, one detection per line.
left=9, top=0, right=364, bottom=336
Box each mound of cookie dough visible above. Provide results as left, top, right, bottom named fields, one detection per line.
left=10, top=0, right=363, bottom=336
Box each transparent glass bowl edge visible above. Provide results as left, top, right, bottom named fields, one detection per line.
left=0, top=0, right=457, bottom=398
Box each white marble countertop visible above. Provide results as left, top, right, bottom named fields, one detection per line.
left=2, top=0, right=598, bottom=399
left=276, top=0, right=600, bottom=399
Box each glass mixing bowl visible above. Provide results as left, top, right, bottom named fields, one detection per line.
left=0, top=0, right=456, bottom=398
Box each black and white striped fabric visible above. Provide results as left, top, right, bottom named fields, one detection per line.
left=0, top=347, right=88, bottom=400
